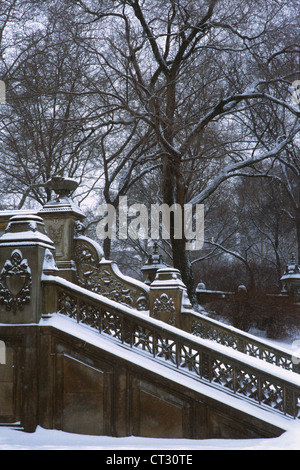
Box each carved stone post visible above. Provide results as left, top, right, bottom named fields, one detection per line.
left=0, top=214, right=55, bottom=324
left=38, top=176, right=85, bottom=282
left=149, top=268, right=192, bottom=328
left=280, top=255, right=300, bottom=300
left=0, top=214, right=55, bottom=432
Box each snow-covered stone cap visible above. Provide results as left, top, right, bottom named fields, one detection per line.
left=150, top=267, right=187, bottom=288
left=281, top=273, right=300, bottom=280
left=0, top=214, right=54, bottom=248
left=196, top=282, right=206, bottom=292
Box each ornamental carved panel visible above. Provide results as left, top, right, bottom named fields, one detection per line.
left=74, top=236, right=149, bottom=311
left=47, top=220, right=64, bottom=257
left=0, top=249, right=32, bottom=313
left=153, top=293, right=175, bottom=325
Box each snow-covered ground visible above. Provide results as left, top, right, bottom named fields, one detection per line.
left=1, top=305, right=299, bottom=451
left=2, top=312, right=299, bottom=451
left=0, top=422, right=299, bottom=450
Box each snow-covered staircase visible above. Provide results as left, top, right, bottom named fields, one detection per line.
left=36, top=274, right=300, bottom=438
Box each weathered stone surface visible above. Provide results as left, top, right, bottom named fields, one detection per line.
left=149, top=267, right=192, bottom=327
left=0, top=215, right=55, bottom=324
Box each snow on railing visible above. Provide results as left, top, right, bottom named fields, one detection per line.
left=187, top=310, right=300, bottom=374
left=42, top=275, right=300, bottom=420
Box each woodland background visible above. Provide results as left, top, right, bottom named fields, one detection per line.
left=0, top=0, right=299, bottom=301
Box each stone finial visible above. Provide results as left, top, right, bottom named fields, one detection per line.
left=45, top=176, right=79, bottom=202
left=141, top=242, right=167, bottom=285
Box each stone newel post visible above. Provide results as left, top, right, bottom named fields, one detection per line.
left=0, top=214, right=56, bottom=432
left=38, top=176, right=85, bottom=282
left=0, top=214, right=55, bottom=324
left=149, top=268, right=192, bottom=328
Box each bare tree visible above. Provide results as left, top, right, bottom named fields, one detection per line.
left=66, top=0, right=299, bottom=301
left=0, top=0, right=299, bottom=303
left=0, top=0, right=99, bottom=207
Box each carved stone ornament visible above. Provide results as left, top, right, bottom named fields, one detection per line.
left=74, top=220, right=86, bottom=237
left=74, top=237, right=149, bottom=310
left=48, top=221, right=64, bottom=245
left=0, top=249, right=32, bottom=313
left=42, top=248, right=59, bottom=275
left=153, top=293, right=175, bottom=325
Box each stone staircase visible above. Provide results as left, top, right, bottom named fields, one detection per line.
left=0, top=178, right=299, bottom=438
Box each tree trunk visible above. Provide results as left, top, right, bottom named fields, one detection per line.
left=172, top=236, right=197, bottom=305
left=103, top=235, right=111, bottom=260
left=161, top=71, right=197, bottom=304
left=295, top=213, right=300, bottom=266
left=162, top=156, right=196, bottom=304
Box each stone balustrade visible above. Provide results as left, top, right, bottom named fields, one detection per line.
left=42, top=274, right=300, bottom=420
left=0, top=178, right=299, bottom=435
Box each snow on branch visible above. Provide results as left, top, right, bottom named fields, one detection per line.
left=188, top=126, right=300, bottom=205
left=181, top=90, right=300, bottom=157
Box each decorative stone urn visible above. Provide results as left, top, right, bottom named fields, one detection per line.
left=38, top=177, right=85, bottom=282
left=45, top=175, right=79, bottom=202
left=141, top=242, right=167, bottom=285
left=280, top=255, right=300, bottom=300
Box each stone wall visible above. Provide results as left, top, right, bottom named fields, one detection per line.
left=0, top=322, right=285, bottom=439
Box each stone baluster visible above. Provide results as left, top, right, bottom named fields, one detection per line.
left=0, top=214, right=56, bottom=432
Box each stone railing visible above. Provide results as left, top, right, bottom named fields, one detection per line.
left=0, top=181, right=150, bottom=311
left=148, top=268, right=300, bottom=375
left=182, top=310, right=300, bottom=375
left=42, top=274, right=300, bottom=420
